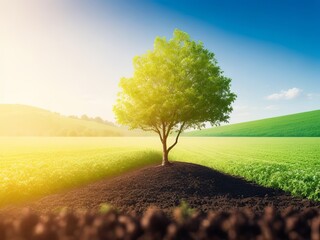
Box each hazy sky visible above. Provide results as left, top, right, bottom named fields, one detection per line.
left=1, top=0, right=319, bottom=123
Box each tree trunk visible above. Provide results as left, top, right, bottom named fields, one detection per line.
left=162, top=149, right=169, bottom=166
left=162, top=138, right=170, bottom=166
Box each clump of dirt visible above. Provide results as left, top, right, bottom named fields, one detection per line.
left=2, top=162, right=320, bottom=214
left=1, top=206, right=320, bottom=240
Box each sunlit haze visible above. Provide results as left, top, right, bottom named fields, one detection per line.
left=1, top=0, right=319, bottom=123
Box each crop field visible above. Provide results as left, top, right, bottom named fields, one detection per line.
left=172, top=137, right=320, bottom=201
left=0, top=137, right=161, bottom=207
left=0, top=137, right=319, bottom=208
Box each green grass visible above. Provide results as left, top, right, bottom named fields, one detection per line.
left=0, top=137, right=319, bottom=208
left=185, top=110, right=320, bottom=137
left=171, top=137, right=320, bottom=201
left=0, top=137, right=161, bottom=207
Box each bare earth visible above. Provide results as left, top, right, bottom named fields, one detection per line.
left=2, top=162, right=319, bottom=215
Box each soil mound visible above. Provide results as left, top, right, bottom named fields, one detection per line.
left=3, top=162, right=320, bottom=214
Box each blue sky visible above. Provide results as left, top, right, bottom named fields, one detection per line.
left=1, top=0, right=319, bottom=123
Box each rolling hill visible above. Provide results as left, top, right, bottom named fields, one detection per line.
left=0, top=104, right=145, bottom=136
left=186, top=110, right=320, bottom=137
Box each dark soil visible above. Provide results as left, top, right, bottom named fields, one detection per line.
left=2, top=162, right=320, bottom=215
left=1, top=207, right=320, bottom=240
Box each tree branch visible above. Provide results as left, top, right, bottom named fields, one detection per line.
left=165, top=122, right=174, bottom=138
left=167, top=122, right=185, bottom=153
left=140, top=126, right=156, bottom=132
left=140, top=125, right=163, bottom=142
left=155, top=126, right=163, bottom=142
left=161, top=121, right=166, bottom=143
left=166, top=110, right=178, bottom=137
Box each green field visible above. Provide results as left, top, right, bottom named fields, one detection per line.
left=186, top=110, right=320, bottom=137
left=0, top=137, right=319, bottom=207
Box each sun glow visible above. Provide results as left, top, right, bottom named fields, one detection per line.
left=0, top=0, right=134, bottom=121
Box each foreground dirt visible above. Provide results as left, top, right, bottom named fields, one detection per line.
left=1, top=207, right=320, bottom=240
left=3, top=162, right=319, bottom=215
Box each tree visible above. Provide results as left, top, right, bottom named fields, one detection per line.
left=113, top=29, right=236, bottom=166
left=81, top=114, right=90, bottom=121
left=94, top=116, right=104, bottom=124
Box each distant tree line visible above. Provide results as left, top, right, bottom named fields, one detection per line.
left=68, top=114, right=115, bottom=126
left=55, top=128, right=122, bottom=137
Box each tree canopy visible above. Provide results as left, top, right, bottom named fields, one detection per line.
left=114, top=29, right=236, bottom=165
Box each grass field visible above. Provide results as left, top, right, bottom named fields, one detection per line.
left=0, top=137, right=319, bottom=207
left=186, top=110, right=320, bottom=137
left=0, top=137, right=161, bottom=207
